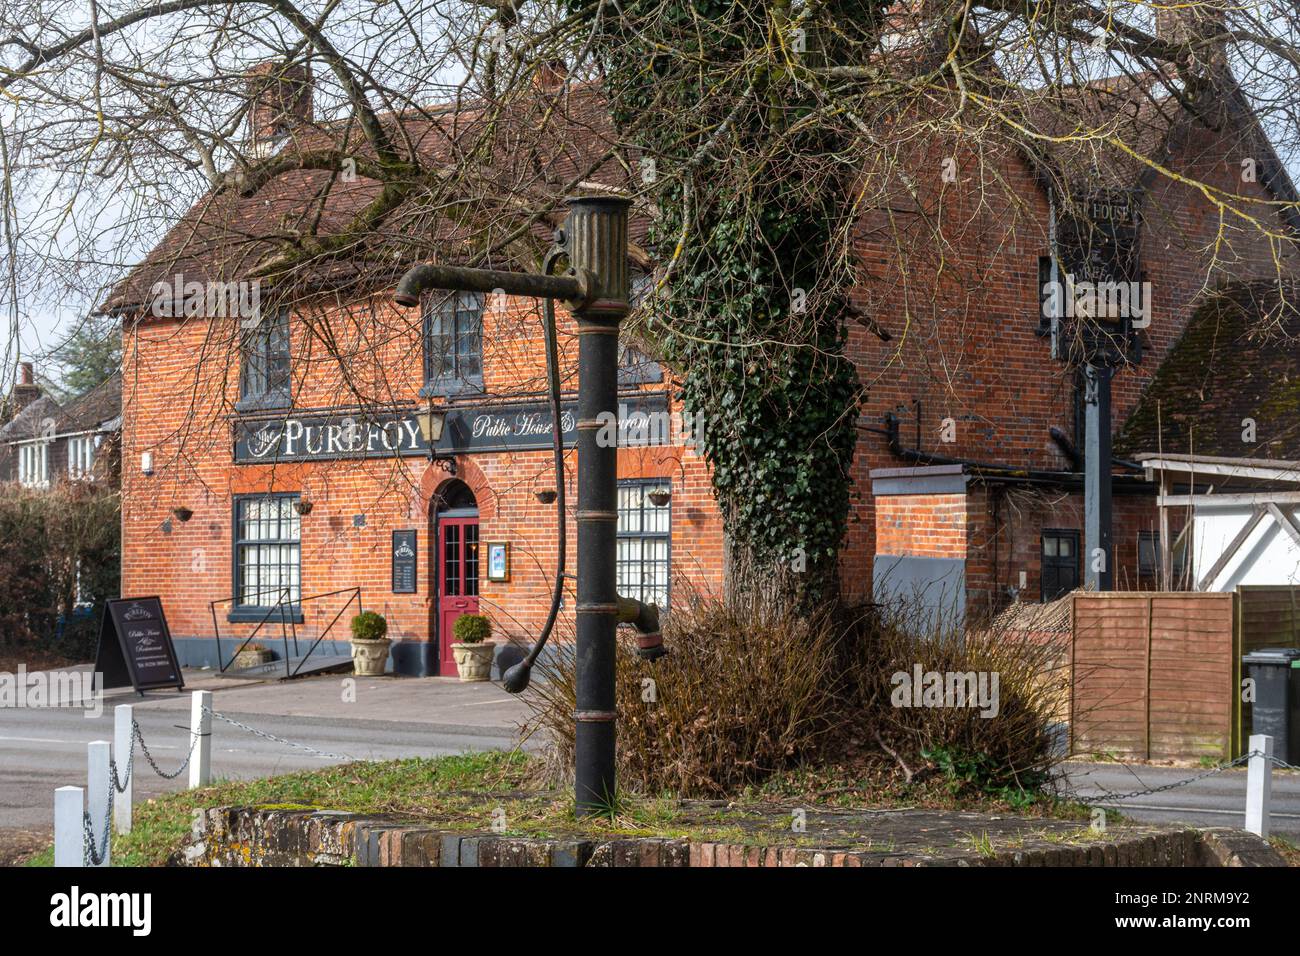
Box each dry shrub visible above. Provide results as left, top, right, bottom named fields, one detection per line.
left=523, top=589, right=1071, bottom=804
left=523, top=588, right=843, bottom=797
left=854, top=601, right=1071, bottom=804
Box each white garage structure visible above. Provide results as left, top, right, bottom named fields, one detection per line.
left=1140, top=453, right=1300, bottom=591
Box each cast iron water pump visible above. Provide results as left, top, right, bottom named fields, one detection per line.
left=394, top=194, right=654, bottom=815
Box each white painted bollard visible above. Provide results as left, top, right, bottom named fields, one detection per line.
left=189, top=690, right=212, bottom=788
left=86, top=741, right=111, bottom=867
left=1246, top=733, right=1273, bottom=838
left=114, top=704, right=133, bottom=835
left=54, top=786, right=84, bottom=867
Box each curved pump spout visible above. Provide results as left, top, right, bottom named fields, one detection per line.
left=619, top=596, right=665, bottom=660
left=502, top=593, right=666, bottom=693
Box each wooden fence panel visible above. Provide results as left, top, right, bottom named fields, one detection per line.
left=1071, top=592, right=1236, bottom=761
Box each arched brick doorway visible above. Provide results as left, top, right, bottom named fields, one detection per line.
left=431, top=478, right=480, bottom=676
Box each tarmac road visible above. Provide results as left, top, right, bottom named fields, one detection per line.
left=1061, top=760, right=1300, bottom=840
left=0, top=668, right=530, bottom=830
left=4, top=667, right=1299, bottom=845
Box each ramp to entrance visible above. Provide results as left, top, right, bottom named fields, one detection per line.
left=209, top=587, right=363, bottom=680
left=215, top=652, right=354, bottom=681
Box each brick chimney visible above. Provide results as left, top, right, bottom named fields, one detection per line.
left=246, top=61, right=313, bottom=156
left=534, top=59, right=568, bottom=94
left=1155, top=2, right=1227, bottom=72
left=6, top=361, right=41, bottom=419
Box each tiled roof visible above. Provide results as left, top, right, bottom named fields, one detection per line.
left=0, top=373, right=121, bottom=444
left=55, top=372, right=121, bottom=434
left=0, top=395, right=62, bottom=442
left=101, top=86, right=637, bottom=314
left=1115, top=280, right=1300, bottom=460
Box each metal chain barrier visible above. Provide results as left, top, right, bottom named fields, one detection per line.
left=203, top=706, right=359, bottom=762
left=132, top=719, right=198, bottom=780
left=82, top=786, right=113, bottom=867
left=1068, top=749, right=1293, bottom=805
left=110, top=749, right=132, bottom=793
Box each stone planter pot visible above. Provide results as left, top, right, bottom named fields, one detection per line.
left=233, top=647, right=273, bottom=669
left=351, top=637, right=392, bottom=676
left=451, top=642, right=494, bottom=682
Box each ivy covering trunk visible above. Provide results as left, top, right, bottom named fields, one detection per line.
left=571, top=0, right=885, bottom=609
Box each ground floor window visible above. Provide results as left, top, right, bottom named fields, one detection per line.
left=67, top=434, right=96, bottom=479
left=1137, top=530, right=1188, bottom=583
left=617, top=480, right=670, bottom=608
left=234, top=494, right=301, bottom=609
left=1041, top=528, right=1079, bottom=602
left=18, top=441, right=48, bottom=487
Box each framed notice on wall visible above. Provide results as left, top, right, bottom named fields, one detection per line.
left=392, top=530, right=417, bottom=593
left=486, top=542, right=509, bottom=582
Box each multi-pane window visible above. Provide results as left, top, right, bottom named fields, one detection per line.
left=18, top=442, right=48, bottom=488
left=441, top=522, right=479, bottom=597
left=620, top=272, right=664, bottom=385
left=67, top=435, right=96, bottom=479
left=240, top=310, right=291, bottom=406
left=1041, top=529, right=1080, bottom=602
left=234, top=495, right=301, bottom=609
left=616, top=481, right=670, bottom=608
left=423, top=291, right=484, bottom=392
left=1137, top=530, right=1187, bottom=582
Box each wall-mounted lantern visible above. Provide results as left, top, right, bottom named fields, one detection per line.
left=415, top=397, right=456, bottom=475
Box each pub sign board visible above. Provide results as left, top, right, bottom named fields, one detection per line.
left=1054, top=191, right=1142, bottom=293
left=93, top=597, right=185, bottom=693
left=392, top=530, right=418, bottom=594
left=234, top=393, right=671, bottom=464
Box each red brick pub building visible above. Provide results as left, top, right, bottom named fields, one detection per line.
left=107, top=25, right=1299, bottom=675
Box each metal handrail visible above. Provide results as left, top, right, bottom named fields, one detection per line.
left=210, top=587, right=363, bottom=677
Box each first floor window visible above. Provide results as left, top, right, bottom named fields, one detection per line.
left=423, top=291, right=484, bottom=392
left=1041, top=529, right=1080, bottom=602
left=18, top=442, right=48, bottom=487
left=234, top=495, right=301, bottom=609
left=67, top=435, right=96, bottom=479
left=617, top=481, right=670, bottom=608
left=240, top=309, right=291, bottom=407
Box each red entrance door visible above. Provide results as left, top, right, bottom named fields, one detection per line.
left=437, top=516, right=480, bottom=676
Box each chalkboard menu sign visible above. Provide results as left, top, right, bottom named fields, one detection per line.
left=392, top=530, right=418, bottom=594
left=93, top=597, right=185, bottom=693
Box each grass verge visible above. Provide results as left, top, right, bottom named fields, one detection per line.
left=19, top=750, right=1126, bottom=867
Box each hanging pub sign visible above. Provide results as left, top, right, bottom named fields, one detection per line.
left=93, top=597, right=185, bottom=694
left=1052, top=190, right=1144, bottom=327
left=233, top=392, right=671, bottom=464
left=392, top=530, right=418, bottom=594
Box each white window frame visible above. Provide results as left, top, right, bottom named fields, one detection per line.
left=67, top=434, right=97, bottom=480
left=18, top=441, right=49, bottom=488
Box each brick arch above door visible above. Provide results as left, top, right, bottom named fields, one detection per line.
left=413, top=456, right=495, bottom=521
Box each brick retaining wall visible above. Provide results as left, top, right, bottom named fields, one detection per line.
left=174, top=806, right=1283, bottom=867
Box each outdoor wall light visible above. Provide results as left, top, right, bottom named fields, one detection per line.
left=293, top=498, right=314, bottom=516
left=648, top=488, right=671, bottom=507
left=141, top=451, right=154, bottom=475
left=535, top=488, right=557, bottom=505
left=415, top=398, right=447, bottom=444
left=416, top=397, right=457, bottom=475
left=171, top=506, right=193, bottom=523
